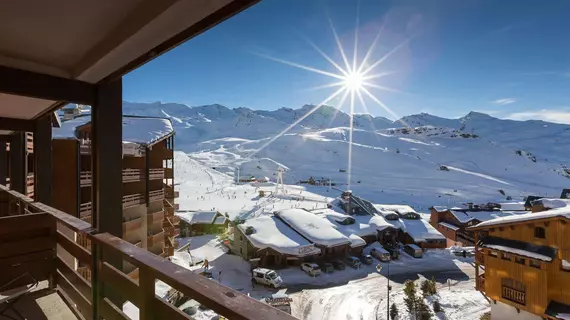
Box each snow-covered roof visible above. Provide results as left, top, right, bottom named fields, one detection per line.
left=473, top=206, right=570, bottom=229
left=316, top=209, right=376, bottom=248
left=439, top=222, right=460, bottom=231
left=238, top=215, right=320, bottom=256
left=480, top=236, right=557, bottom=262
left=176, top=211, right=219, bottom=225
left=431, top=206, right=448, bottom=213
left=450, top=210, right=524, bottom=224
left=213, top=216, right=227, bottom=225
left=276, top=209, right=351, bottom=248
left=368, top=214, right=402, bottom=231
left=53, top=115, right=174, bottom=145
left=498, top=202, right=526, bottom=211
left=400, top=219, right=445, bottom=242
left=537, top=198, right=570, bottom=209
left=363, top=241, right=389, bottom=255
left=374, top=204, right=417, bottom=214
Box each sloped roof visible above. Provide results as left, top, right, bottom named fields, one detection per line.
left=176, top=211, right=218, bottom=225
left=276, top=209, right=351, bottom=248
left=479, top=236, right=557, bottom=262
left=472, top=206, right=570, bottom=229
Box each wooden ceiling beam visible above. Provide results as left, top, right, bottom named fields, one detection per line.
left=0, top=117, right=34, bottom=132
left=0, top=66, right=96, bottom=105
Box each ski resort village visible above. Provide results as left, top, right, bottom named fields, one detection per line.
left=1, top=1, right=570, bottom=320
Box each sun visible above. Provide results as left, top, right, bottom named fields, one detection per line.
left=343, top=71, right=364, bottom=92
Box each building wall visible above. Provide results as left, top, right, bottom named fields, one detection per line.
left=483, top=250, right=548, bottom=315
left=436, top=224, right=458, bottom=241
left=487, top=219, right=568, bottom=250
left=491, top=301, right=542, bottom=320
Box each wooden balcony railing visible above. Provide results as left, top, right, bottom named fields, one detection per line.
left=26, top=132, right=33, bottom=153
left=122, top=168, right=144, bottom=182
left=476, top=274, right=485, bottom=291
left=80, top=171, right=92, bottom=187
left=149, top=189, right=164, bottom=202
left=26, top=173, right=34, bottom=197
left=0, top=184, right=293, bottom=320
left=165, top=167, right=173, bottom=179
left=80, top=202, right=92, bottom=218
left=475, top=250, right=485, bottom=265
left=123, top=193, right=144, bottom=208
left=165, top=185, right=179, bottom=199
left=149, top=168, right=164, bottom=180
left=147, top=230, right=165, bottom=247
left=502, top=286, right=525, bottom=305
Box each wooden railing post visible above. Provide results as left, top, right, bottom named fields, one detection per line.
left=139, top=267, right=156, bottom=320
left=91, top=241, right=102, bottom=320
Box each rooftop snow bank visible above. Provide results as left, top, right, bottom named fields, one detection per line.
left=539, top=198, right=570, bottom=209
left=374, top=204, right=417, bottom=214
left=475, top=206, right=570, bottom=228
left=53, top=115, right=173, bottom=145
left=176, top=211, right=219, bottom=225
left=498, top=202, right=526, bottom=211
left=450, top=210, right=524, bottom=224
left=276, top=209, right=351, bottom=247
left=400, top=218, right=445, bottom=242
left=316, top=209, right=375, bottom=248
left=239, top=215, right=320, bottom=256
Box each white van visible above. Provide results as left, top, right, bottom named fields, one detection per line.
left=252, top=268, right=283, bottom=288
left=370, top=247, right=391, bottom=262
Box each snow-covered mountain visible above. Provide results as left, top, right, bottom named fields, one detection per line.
left=116, top=101, right=570, bottom=209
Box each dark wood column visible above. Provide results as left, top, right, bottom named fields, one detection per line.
left=0, top=141, right=6, bottom=185
left=91, top=78, right=124, bottom=311
left=34, top=115, right=52, bottom=204
left=9, top=132, right=26, bottom=193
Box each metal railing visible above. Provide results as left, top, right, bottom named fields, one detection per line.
left=502, top=286, right=526, bottom=305
left=0, top=184, right=294, bottom=320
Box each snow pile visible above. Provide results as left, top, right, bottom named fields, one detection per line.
left=439, top=221, right=460, bottom=231
left=498, top=201, right=526, bottom=211
left=238, top=215, right=321, bottom=256
left=176, top=211, right=218, bottom=225
left=375, top=204, right=417, bottom=215
left=276, top=209, right=351, bottom=247
left=450, top=210, right=525, bottom=224
left=539, top=198, right=570, bottom=209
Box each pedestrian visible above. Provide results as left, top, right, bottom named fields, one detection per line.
left=218, top=270, right=222, bottom=283
left=462, top=250, right=467, bottom=258
left=251, top=277, right=256, bottom=288
left=202, top=258, right=209, bottom=271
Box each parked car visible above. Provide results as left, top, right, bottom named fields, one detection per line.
left=346, top=256, right=362, bottom=269
left=385, top=247, right=400, bottom=260
left=332, top=260, right=346, bottom=270
left=252, top=268, right=283, bottom=288
left=370, top=247, right=391, bottom=262
left=300, top=262, right=321, bottom=276
left=360, top=254, right=374, bottom=265
left=318, top=262, right=334, bottom=273
left=404, top=244, right=423, bottom=258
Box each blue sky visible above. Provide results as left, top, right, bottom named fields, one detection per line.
left=124, top=0, right=570, bottom=122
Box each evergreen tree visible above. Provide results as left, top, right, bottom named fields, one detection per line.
left=429, top=277, right=438, bottom=295
left=390, top=303, right=399, bottom=320
left=420, top=279, right=430, bottom=296
left=417, top=298, right=433, bottom=320
left=403, top=280, right=418, bottom=316
left=433, top=300, right=443, bottom=313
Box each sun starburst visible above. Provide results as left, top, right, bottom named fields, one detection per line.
left=249, top=4, right=410, bottom=191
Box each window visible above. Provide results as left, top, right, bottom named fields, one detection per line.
left=562, top=260, right=570, bottom=272
left=502, top=278, right=525, bottom=291
left=490, top=251, right=498, bottom=257
left=515, top=257, right=526, bottom=265
left=534, top=227, right=546, bottom=239
left=529, top=260, right=541, bottom=269
left=501, top=253, right=511, bottom=261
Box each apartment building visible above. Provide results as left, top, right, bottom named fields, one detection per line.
left=469, top=206, right=570, bottom=320
left=51, top=113, right=179, bottom=278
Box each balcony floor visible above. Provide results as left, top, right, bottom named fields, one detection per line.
left=0, top=282, right=76, bottom=320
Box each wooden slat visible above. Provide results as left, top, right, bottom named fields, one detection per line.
left=57, top=288, right=88, bottom=320
left=0, top=259, right=52, bottom=287
left=92, top=233, right=296, bottom=320
left=0, top=235, right=53, bottom=258
left=56, top=256, right=92, bottom=301
left=57, top=271, right=91, bottom=320
left=101, top=297, right=130, bottom=320
left=0, top=250, right=53, bottom=268
left=0, top=226, right=51, bottom=243
left=57, top=231, right=91, bottom=264
left=139, top=267, right=156, bottom=320
left=100, top=262, right=141, bottom=305
left=0, top=213, right=52, bottom=235
left=32, top=202, right=93, bottom=233
left=155, top=296, right=191, bottom=319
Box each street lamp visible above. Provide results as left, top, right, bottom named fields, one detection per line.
left=376, top=263, right=392, bottom=319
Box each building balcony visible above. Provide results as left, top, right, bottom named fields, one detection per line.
left=164, top=226, right=175, bottom=237
left=147, top=230, right=165, bottom=247
left=80, top=202, right=92, bottom=217
left=502, top=286, right=526, bottom=305
left=0, top=184, right=293, bottom=320
left=26, top=173, right=34, bottom=197
left=26, top=132, right=33, bottom=153
left=147, top=209, right=164, bottom=225
left=165, top=185, right=179, bottom=199
left=123, top=217, right=143, bottom=235
left=149, top=189, right=164, bottom=203
left=163, top=245, right=175, bottom=257
left=476, top=274, right=485, bottom=291
left=123, top=193, right=145, bottom=208
left=81, top=169, right=146, bottom=187
left=149, top=168, right=164, bottom=180
left=165, top=167, right=173, bottom=179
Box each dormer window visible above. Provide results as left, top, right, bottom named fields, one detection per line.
left=534, top=227, right=545, bottom=239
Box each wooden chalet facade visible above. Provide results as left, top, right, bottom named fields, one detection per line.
left=430, top=206, right=478, bottom=246
left=469, top=211, right=570, bottom=320
left=51, top=115, right=179, bottom=278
